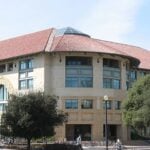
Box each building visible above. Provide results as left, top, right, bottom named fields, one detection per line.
left=0, top=27, right=150, bottom=142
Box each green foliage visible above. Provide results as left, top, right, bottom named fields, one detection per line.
left=130, top=128, right=150, bottom=140
left=123, top=75, right=150, bottom=131
left=1, top=92, right=67, bottom=149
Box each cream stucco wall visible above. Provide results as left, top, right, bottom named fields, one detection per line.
left=43, top=52, right=130, bottom=142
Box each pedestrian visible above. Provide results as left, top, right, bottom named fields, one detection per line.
left=116, top=139, right=122, bottom=150
left=76, top=135, right=81, bottom=145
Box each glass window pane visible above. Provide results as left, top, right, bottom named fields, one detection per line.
left=20, top=59, right=33, bottom=70
left=115, top=101, right=121, bottom=110
left=28, top=79, right=33, bottom=89
left=19, top=80, right=26, bottom=89
left=113, top=71, right=120, bottom=78
left=27, top=71, right=33, bottom=77
left=103, top=59, right=120, bottom=68
left=28, top=59, right=33, bottom=69
left=66, top=77, right=79, bottom=87
left=0, top=104, right=4, bottom=111
left=72, top=100, right=78, bottom=109
left=7, top=63, right=13, bottom=71
left=20, top=61, right=26, bottom=70
left=114, top=101, right=121, bottom=110
left=113, top=79, right=120, bottom=89
left=103, top=100, right=111, bottom=109
left=103, top=78, right=112, bottom=88
left=65, top=57, right=93, bottom=88
left=0, top=85, right=8, bottom=100
left=3, top=87, right=8, bottom=100
left=19, top=72, right=26, bottom=79
left=130, top=71, right=137, bottom=81
left=103, top=70, right=111, bottom=77
left=65, top=99, right=78, bottom=109
left=0, top=64, right=6, bottom=73
left=80, top=68, right=92, bottom=75
left=65, top=100, right=71, bottom=108
left=80, top=77, right=92, bottom=87
left=81, top=100, right=93, bottom=109
left=0, top=85, right=4, bottom=100
left=66, top=57, right=92, bottom=66
left=66, top=68, right=79, bottom=75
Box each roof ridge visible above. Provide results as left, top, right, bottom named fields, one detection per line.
left=44, top=28, right=56, bottom=52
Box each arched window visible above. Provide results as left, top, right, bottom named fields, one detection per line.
left=0, top=84, right=9, bottom=101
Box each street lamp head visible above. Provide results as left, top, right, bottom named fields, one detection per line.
left=104, top=95, right=108, bottom=101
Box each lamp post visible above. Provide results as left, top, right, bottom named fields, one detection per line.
left=104, top=95, right=108, bottom=150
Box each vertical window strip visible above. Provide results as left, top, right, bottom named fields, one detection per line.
left=65, top=57, right=93, bottom=88
left=103, top=59, right=121, bottom=89
left=19, top=59, right=33, bottom=90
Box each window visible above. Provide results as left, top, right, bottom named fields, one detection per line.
left=81, top=100, right=93, bottom=109
left=114, top=101, right=121, bottom=110
left=19, top=80, right=26, bottom=89
left=130, top=70, right=137, bottom=81
left=0, top=104, right=6, bottom=112
left=19, top=72, right=26, bottom=79
left=19, top=59, right=33, bottom=70
left=113, top=79, right=120, bottom=89
left=0, top=64, right=6, bottom=73
left=7, top=63, right=13, bottom=72
left=19, top=59, right=33, bottom=90
left=103, top=78, right=120, bottom=89
left=0, top=63, right=13, bottom=73
left=27, top=71, right=33, bottom=77
left=66, top=56, right=92, bottom=66
left=103, top=58, right=120, bottom=68
left=126, top=70, right=137, bottom=89
left=66, top=57, right=93, bottom=87
left=28, top=79, right=33, bottom=89
left=0, top=104, right=4, bottom=111
left=0, top=85, right=9, bottom=101
left=139, top=71, right=147, bottom=77
left=65, top=99, right=78, bottom=109
left=20, top=61, right=26, bottom=70
left=19, top=79, right=33, bottom=89
left=103, top=59, right=121, bottom=89
left=103, top=78, right=111, bottom=88
left=19, top=77, right=33, bottom=90
left=103, top=100, right=112, bottom=109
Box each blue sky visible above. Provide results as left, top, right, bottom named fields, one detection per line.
left=0, top=0, right=150, bottom=50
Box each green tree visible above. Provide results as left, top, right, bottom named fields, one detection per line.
left=1, top=92, right=67, bottom=150
left=123, top=75, right=150, bottom=137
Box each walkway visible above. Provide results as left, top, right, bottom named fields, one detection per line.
left=83, top=145, right=150, bottom=150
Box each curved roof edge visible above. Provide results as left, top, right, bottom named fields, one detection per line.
left=0, top=27, right=149, bottom=70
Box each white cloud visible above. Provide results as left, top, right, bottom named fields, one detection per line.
left=78, top=0, right=142, bottom=42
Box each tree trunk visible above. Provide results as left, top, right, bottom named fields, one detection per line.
left=27, top=138, right=31, bottom=150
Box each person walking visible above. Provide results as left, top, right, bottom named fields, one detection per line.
left=115, top=139, right=122, bottom=150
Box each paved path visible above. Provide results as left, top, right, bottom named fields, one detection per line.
left=83, top=145, right=150, bottom=150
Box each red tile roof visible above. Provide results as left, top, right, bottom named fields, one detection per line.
left=51, top=35, right=139, bottom=62
left=98, top=40, right=150, bottom=70
left=0, top=28, right=150, bottom=70
left=0, top=28, right=53, bottom=60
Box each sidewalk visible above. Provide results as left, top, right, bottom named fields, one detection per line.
left=83, top=145, right=150, bottom=150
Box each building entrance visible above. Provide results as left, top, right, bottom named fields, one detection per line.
left=103, top=124, right=118, bottom=141
left=66, top=124, right=91, bottom=141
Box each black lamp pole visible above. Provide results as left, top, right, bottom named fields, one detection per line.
left=104, top=95, right=108, bottom=150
